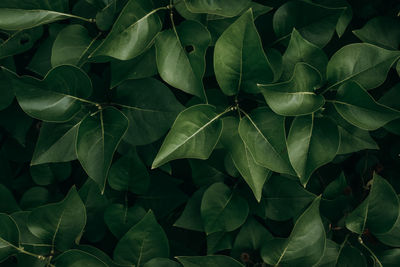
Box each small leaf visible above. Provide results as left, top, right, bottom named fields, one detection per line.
left=113, top=210, right=169, bottom=266
left=51, top=24, right=92, bottom=67
left=281, top=28, right=328, bottom=80
left=326, top=43, right=400, bottom=90
left=55, top=249, right=107, bottom=267
left=323, top=172, right=347, bottom=199
left=174, top=187, right=205, bottom=232
left=184, top=0, right=250, bottom=17
left=90, top=0, right=162, bottom=60
left=201, top=182, right=249, bottom=234
left=345, top=173, right=399, bottom=234
left=0, top=184, right=20, bottom=214
left=30, top=162, right=71, bottom=186
left=259, top=63, right=324, bottom=116
left=152, top=104, right=223, bottom=169
left=155, top=20, right=210, bottom=100
left=0, top=213, right=20, bottom=262
left=333, top=81, right=400, bottom=130
left=238, top=107, right=294, bottom=175
left=261, top=197, right=325, bottom=266
left=221, top=116, right=270, bottom=202
left=6, top=65, right=92, bottom=122
left=353, top=16, right=400, bottom=50
left=287, top=115, right=339, bottom=186
left=273, top=1, right=343, bottom=47
left=262, top=175, right=316, bottom=221
left=207, top=231, right=233, bottom=255
left=112, top=78, right=184, bottom=146
left=214, top=9, right=275, bottom=95
left=104, top=204, right=146, bottom=239
left=143, top=258, right=181, bottom=267
left=177, top=255, right=244, bottom=267
left=27, top=186, right=86, bottom=252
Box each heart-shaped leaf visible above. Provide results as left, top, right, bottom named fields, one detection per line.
left=259, top=63, right=324, bottom=116
left=5, top=65, right=92, bottom=122
left=221, top=116, right=271, bottom=202
left=27, top=186, right=86, bottom=252
left=333, top=81, right=400, bottom=130
left=112, top=78, right=184, bottom=146
left=345, top=173, right=399, bottom=235
left=155, top=20, right=210, bottom=100
left=287, top=115, right=339, bottom=186
left=261, top=197, right=325, bottom=266
left=174, top=187, right=205, bottom=232
left=214, top=9, right=275, bottom=96
left=76, top=107, right=128, bottom=193
left=238, top=107, right=295, bottom=175
left=183, top=0, right=250, bottom=17
left=104, top=204, right=146, bottom=239
left=326, top=43, right=400, bottom=90
left=113, top=210, right=169, bottom=266
left=201, top=182, right=249, bottom=234
left=90, top=0, right=161, bottom=61
left=152, top=104, right=224, bottom=169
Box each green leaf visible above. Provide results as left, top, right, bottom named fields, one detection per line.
left=261, top=197, right=325, bottom=267
left=90, top=0, right=162, bottom=61
left=0, top=27, right=43, bottom=60
left=31, top=112, right=86, bottom=165
left=76, top=107, right=128, bottom=193
left=30, top=162, right=70, bottom=186
left=221, top=116, right=270, bottom=202
left=238, top=107, right=295, bottom=175
left=183, top=0, right=250, bottom=17
left=231, top=216, right=273, bottom=258
left=108, top=150, right=150, bottom=194
left=155, top=20, right=210, bottom=100
left=333, top=81, right=400, bottom=130
left=0, top=184, right=20, bottom=214
left=326, top=43, right=400, bottom=90
left=0, top=68, right=14, bottom=111
left=323, top=172, right=347, bottom=199
left=55, top=249, right=108, bottom=267
left=51, top=24, right=92, bottom=67
left=353, top=16, right=400, bottom=50
left=113, top=78, right=184, bottom=146
left=379, top=249, right=400, bottom=267
left=345, top=173, right=399, bottom=234
left=262, top=175, right=316, bottom=221
left=287, top=115, right=339, bottom=186
left=152, top=104, right=223, bottom=169
left=174, top=187, right=205, bottom=232
left=281, top=28, right=328, bottom=81
left=375, top=207, right=400, bottom=247
left=0, top=9, right=83, bottom=31
left=259, top=63, right=324, bottom=116
left=113, top=210, right=169, bottom=266
left=273, top=1, right=343, bottom=47
left=110, top=47, right=157, bottom=88
left=0, top=0, right=69, bottom=12
left=336, top=245, right=367, bottom=267
left=214, top=9, right=275, bottom=95
left=379, top=83, right=400, bottom=134
left=0, top=213, right=19, bottom=262
left=104, top=204, right=146, bottom=239
left=316, top=239, right=339, bottom=267
left=207, top=231, right=233, bottom=255
left=6, top=65, right=92, bottom=122
left=143, top=258, right=181, bottom=267
left=200, top=182, right=249, bottom=234
left=177, top=255, right=244, bottom=267
left=27, top=186, right=86, bottom=252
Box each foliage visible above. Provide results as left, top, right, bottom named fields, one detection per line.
left=0, top=0, right=400, bottom=266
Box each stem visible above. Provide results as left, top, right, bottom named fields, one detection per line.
left=358, top=237, right=383, bottom=267
left=15, top=246, right=46, bottom=260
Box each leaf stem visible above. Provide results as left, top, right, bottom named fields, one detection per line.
left=358, top=237, right=383, bottom=267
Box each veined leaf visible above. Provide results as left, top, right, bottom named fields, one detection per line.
left=221, top=116, right=271, bottom=202
left=152, top=104, right=223, bottom=169
left=0, top=27, right=44, bottom=60
left=214, top=9, right=275, bottom=95
left=326, top=43, right=400, bottom=90
left=200, top=182, right=249, bottom=234
left=27, top=186, right=86, bottom=252
left=174, top=187, right=206, bottom=232
left=113, top=210, right=169, bottom=266
left=259, top=63, right=324, bottom=116
left=55, top=250, right=108, bottom=267
left=112, top=78, right=184, bottom=146
left=184, top=0, right=250, bottom=17
left=261, top=197, right=325, bottom=266
left=333, top=81, right=400, bottom=130
left=0, top=213, right=20, bottom=262
left=345, top=173, right=399, bottom=235
left=155, top=20, right=210, bottom=100
left=177, top=255, right=244, bottom=267
left=104, top=204, right=146, bottom=239
left=0, top=0, right=68, bottom=12
left=238, top=107, right=295, bottom=175
left=76, top=107, right=128, bottom=193
left=90, top=0, right=162, bottom=60
left=287, top=114, right=339, bottom=186
left=5, top=65, right=92, bottom=122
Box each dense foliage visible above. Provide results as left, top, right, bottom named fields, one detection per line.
left=0, top=0, right=400, bottom=266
